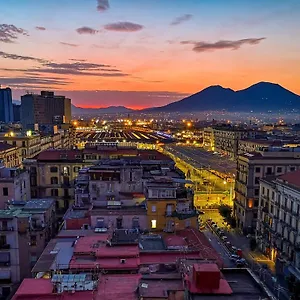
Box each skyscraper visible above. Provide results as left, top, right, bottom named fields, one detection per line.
left=21, top=91, right=71, bottom=129
left=0, top=87, right=14, bottom=123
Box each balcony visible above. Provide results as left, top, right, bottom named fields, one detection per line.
left=0, top=244, right=10, bottom=250
left=0, top=227, right=14, bottom=232
left=171, top=209, right=198, bottom=220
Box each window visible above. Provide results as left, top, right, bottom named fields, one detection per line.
left=253, top=212, right=258, bottom=219
left=0, top=235, right=7, bottom=245
left=50, top=177, right=58, bottom=185
left=63, top=166, right=69, bottom=176
left=73, top=166, right=80, bottom=172
left=51, top=189, right=58, bottom=197
left=151, top=220, right=157, bottom=229
left=2, top=187, right=8, bottom=196
left=266, top=167, right=272, bottom=175
left=262, top=187, right=265, bottom=195
left=271, top=191, right=275, bottom=200
left=50, top=166, right=58, bottom=173
left=254, top=200, right=259, bottom=207
left=277, top=167, right=282, bottom=173
left=254, top=177, right=260, bottom=185
left=254, top=189, right=259, bottom=196
left=255, top=167, right=261, bottom=173
left=132, top=217, right=140, bottom=229
left=151, top=205, right=156, bottom=212
left=30, top=235, right=37, bottom=246
left=290, top=167, right=296, bottom=172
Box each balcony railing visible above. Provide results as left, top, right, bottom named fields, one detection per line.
left=0, top=244, right=10, bottom=250
left=171, top=210, right=198, bottom=220
left=0, top=227, right=14, bottom=231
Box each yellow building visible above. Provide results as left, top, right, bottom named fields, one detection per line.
left=0, top=142, right=21, bottom=168
left=146, top=178, right=198, bottom=232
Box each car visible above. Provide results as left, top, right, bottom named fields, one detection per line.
left=231, top=246, right=237, bottom=253
left=230, top=254, right=240, bottom=261
left=221, top=236, right=228, bottom=241
left=236, top=259, right=246, bottom=267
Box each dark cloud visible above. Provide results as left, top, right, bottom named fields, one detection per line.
left=76, top=26, right=98, bottom=35
left=170, top=14, right=193, bottom=26
left=97, top=0, right=109, bottom=12
left=104, top=22, right=144, bottom=32
left=60, top=42, right=79, bottom=47
left=69, top=59, right=87, bottom=62
left=181, top=38, right=266, bottom=52
left=1, top=61, right=128, bottom=77
left=35, top=26, right=46, bottom=31
left=0, top=77, right=70, bottom=86
left=0, top=51, right=47, bottom=63
left=0, top=24, right=28, bottom=43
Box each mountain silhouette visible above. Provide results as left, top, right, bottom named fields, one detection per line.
left=72, top=105, right=133, bottom=114
left=146, top=82, right=300, bottom=112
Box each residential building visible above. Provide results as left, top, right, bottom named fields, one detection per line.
left=146, top=178, right=198, bottom=232
left=213, top=126, right=256, bottom=159
left=0, top=87, right=13, bottom=123
left=238, top=138, right=300, bottom=155
left=0, top=165, right=30, bottom=209
left=203, top=127, right=215, bottom=151
left=0, top=143, right=21, bottom=168
left=257, top=170, right=300, bottom=280
left=24, top=150, right=85, bottom=213
left=234, top=146, right=300, bottom=234
left=0, top=132, right=42, bottom=160
left=12, top=104, right=20, bottom=122
left=21, top=91, right=71, bottom=129
left=0, top=199, right=56, bottom=300
left=24, top=148, right=173, bottom=214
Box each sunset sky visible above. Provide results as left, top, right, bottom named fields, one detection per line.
left=1, top=0, right=300, bottom=109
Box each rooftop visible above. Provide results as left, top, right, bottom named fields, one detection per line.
left=0, top=142, right=17, bottom=151
left=277, top=169, right=300, bottom=189
left=23, top=199, right=55, bottom=211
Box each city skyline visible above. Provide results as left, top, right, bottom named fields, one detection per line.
left=1, top=0, right=300, bottom=109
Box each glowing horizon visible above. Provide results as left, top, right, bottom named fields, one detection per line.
left=1, top=0, right=300, bottom=108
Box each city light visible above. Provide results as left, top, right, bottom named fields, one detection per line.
left=187, top=122, right=192, bottom=127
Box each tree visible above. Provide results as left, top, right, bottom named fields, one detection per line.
left=218, top=204, right=232, bottom=219
left=218, top=204, right=236, bottom=228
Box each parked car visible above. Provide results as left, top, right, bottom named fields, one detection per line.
left=236, top=259, right=246, bottom=267
left=221, top=236, right=228, bottom=241
left=230, top=254, right=240, bottom=261
left=231, top=246, right=237, bottom=253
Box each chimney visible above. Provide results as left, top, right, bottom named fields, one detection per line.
left=193, top=263, right=220, bottom=290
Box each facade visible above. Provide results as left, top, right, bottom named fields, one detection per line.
left=21, top=91, right=71, bottom=129
left=0, top=143, right=21, bottom=168
left=23, top=150, right=85, bottom=213
left=0, top=87, right=13, bottom=123
left=203, top=127, right=215, bottom=151
left=257, top=170, right=300, bottom=280
left=24, top=148, right=171, bottom=214
left=145, top=178, right=198, bottom=232
left=234, top=146, right=300, bottom=234
left=0, top=199, right=56, bottom=300
left=213, top=127, right=256, bottom=159
left=0, top=166, right=30, bottom=209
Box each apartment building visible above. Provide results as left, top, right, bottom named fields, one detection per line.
left=203, top=127, right=215, bottom=151
left=0, top=166, right=30, bottom=209
left=24, top=150, right=85, bottom=213
left=0, top=199, right=55, bottom=300
left=21, top=91, right=71, bottom=129
left=0, top=143, right=21, bottom=168
left=234, top=146, right=300, bottom=234
left=146, top=178, right=198, bottom=232
left=213, top=126, right=257, bottom=159
left=257, top=170, right=300, bottom=280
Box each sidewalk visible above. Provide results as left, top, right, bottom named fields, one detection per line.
left=225, top=229, right=275, bottom=272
